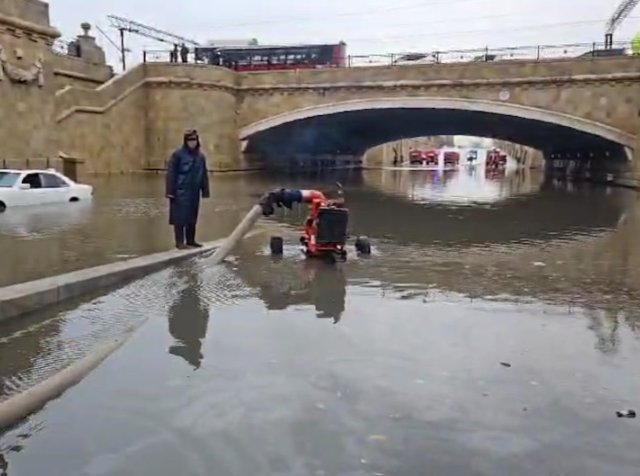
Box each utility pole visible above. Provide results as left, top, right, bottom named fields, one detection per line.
left=107, top=14, right=199, bottom=71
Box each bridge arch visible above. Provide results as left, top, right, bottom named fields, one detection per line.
left=239, top=97, right=635, bottom=161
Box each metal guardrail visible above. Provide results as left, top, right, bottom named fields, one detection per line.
left=52, top=39, right=71, bottom=55
left=141, top=40, right=635, bottom=68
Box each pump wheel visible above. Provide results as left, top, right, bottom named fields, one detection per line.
left=355, top=236, right=371, bottom=255
left=270, top=236, right=284, bottom=255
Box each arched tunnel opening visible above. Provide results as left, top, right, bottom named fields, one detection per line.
left=242, top=107, right=630, bottom=175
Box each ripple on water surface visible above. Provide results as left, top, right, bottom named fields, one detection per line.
left=2, top=172, right=640, bottom=475
left=0, top=259, right=255, bottom=403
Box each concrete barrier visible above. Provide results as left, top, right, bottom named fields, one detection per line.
left=0, top=239, right=226, bottom=323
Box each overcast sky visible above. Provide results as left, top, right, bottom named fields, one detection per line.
left=50, top=0, right=638, bottom=70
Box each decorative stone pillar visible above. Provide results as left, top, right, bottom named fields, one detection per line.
left=0, top=0, right=60, bottom=166
left=66, top=22, right=106, bottom=65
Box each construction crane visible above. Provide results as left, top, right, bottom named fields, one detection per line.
left=107, top=14, right=200, bottom=70
left=605, top=0, right=639, bottom=49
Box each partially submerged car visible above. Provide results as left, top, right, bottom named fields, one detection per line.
left=0, top=169, right=93, bottom=212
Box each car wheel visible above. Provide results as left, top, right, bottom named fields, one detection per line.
left=69, top=197, right=79, bottom=202
left=0, top=202, right=6, bottom=213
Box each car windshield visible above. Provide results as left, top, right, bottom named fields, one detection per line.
left=0, top=172, right=19, bottom=188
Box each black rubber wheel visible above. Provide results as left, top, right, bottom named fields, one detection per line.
left=270, top=236, right=284, bottom=255
left=69, top=197, right=79, bottom=202
left=0, top=202, right=5, bottom=213
left=355, top=236, right=371, bottom=255
left=322, top=252, right=337, bottom=264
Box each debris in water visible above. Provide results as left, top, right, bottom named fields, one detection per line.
left=500, top=362, right=512, bottom=368
left=616, top=410, right=636, bottom=418
left=532, top=262, right=546, bottom=267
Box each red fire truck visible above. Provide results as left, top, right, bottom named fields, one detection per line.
left=443, top=150, right=460, bottom=168
left=486, top=148, right=507, bottom=170
left=195, top=42, right=347, bottom=71
left=409, top=149, right=438, bottom=166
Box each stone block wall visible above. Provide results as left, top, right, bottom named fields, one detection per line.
left=0, top=0, right=59, bottom=163
left=0, top=0, right=114, bottom=172
left=51, top=53, right=112, bottom=89
left=143, top=64, right=240, bottom=171
left=52, top=64, right=147, bottom=175
left=54, top=64, right=242, bottom=174
left=0, top=0, right=49, bottom=26
left=238, top=56, right=640, bottom=88
left=56, top=88, right=147, bottom=175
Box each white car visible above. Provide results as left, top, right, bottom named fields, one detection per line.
left=0, top=169, right=93, bottom=212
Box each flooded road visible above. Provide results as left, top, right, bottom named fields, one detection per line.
left=1, top=169, right=640, bottom=475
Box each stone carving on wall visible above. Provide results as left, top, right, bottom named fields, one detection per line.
left=0, top=43, right=45, bottom=87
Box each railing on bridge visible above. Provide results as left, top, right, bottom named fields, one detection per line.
left=51, top=38, right=79, bottom=58
left=141, top=39, right=634, bottom=69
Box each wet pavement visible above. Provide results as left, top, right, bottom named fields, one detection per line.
left=1, top=168, right=640, bottom=475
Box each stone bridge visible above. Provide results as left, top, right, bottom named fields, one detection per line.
left=236, top=60, right=639, bottom=164
left=2, top=0, right=640, bottom=182
left=57, top=57, right=640, bottom=176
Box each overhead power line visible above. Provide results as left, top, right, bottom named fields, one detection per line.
left=331, top=16, right=640, bottom=45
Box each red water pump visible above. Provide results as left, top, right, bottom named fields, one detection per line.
left=259, top=184, right=371, bottom=261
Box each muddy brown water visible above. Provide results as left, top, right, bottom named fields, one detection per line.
left=1, top=169, right=639, bottom=476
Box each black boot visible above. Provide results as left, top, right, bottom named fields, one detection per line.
left=174, top=225, right=188, bottom=249
left=186, top=224, right=202, bottom=248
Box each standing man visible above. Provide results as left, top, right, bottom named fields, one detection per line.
left=180, top=43, right=189, bottom=63
left=166, top=129, right=210, bottom=249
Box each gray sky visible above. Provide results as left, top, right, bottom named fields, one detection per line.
left=50, top=0, right=638, bottom=70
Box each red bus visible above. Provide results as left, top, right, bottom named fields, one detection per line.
left=195, top=42, right=347, bottom=71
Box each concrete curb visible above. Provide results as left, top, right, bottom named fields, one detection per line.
left=0, top=239, right=225, bottom=324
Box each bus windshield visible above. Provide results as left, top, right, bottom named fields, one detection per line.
left=0, top=172, right=19, bottom=188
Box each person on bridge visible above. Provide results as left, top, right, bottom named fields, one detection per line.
left=180, top=43, right=189, bottom=63
left=166, top=129, right=210, bottom=249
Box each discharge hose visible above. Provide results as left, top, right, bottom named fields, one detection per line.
left=0, top=203, right=266, bottom=432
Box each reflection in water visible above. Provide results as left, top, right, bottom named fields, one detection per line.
left=167, top=266, right=211, bottom=370
left=0, top=201, right=93, bottom=238
left=374, top=167, right=540, bottom=206
left=0, top=174, right=275, bottom=287
left=586, top=308, right=621, bottom=355
left=259, top=259, right=347, bottom=323
left=3, top=171, right=640, bottom=476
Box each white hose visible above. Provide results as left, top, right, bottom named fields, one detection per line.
left=0, top=331, right=132, bottom=430
left=0, top=204, right=265, bottom=431
left=206, top=204, right=264, bottom=264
